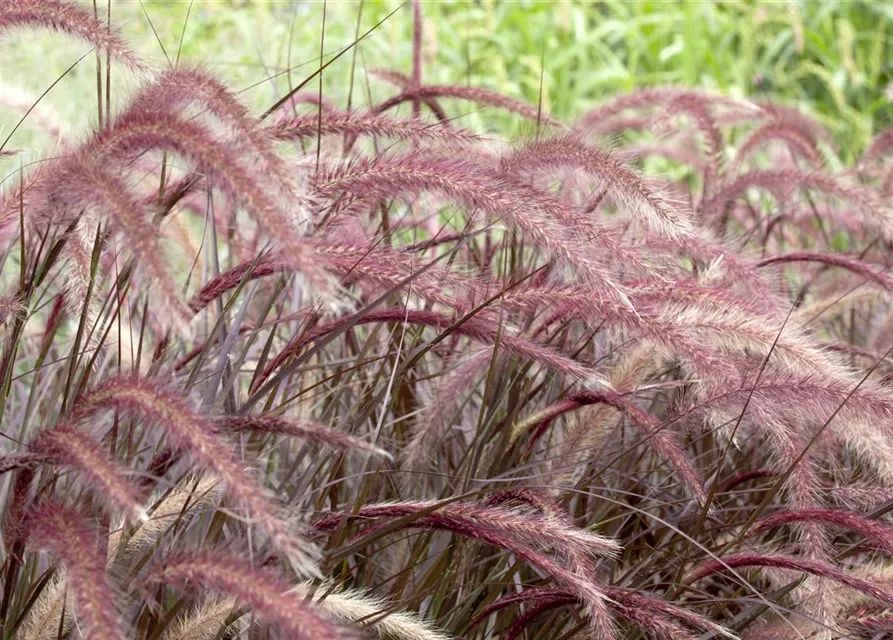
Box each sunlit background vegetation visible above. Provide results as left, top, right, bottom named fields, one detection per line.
left=3, top=1, right=891, bottom=159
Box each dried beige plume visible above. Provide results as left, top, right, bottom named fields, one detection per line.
left=161, top=597, right=240, bottom=640
left=551, top=344, right=661, bottom=488
left=109, top=475, right=223, bottom=560
left=292, top=582, right=453, bottom=640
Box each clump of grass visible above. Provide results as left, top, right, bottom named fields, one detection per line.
left=4, top=2, right=893, bottom=639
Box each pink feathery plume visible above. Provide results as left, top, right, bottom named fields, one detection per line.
left=269, top=111, right=482, bottom=145
left=33, top=155, right=192, bottom=329
left=410, top=0, right=423, bottom=121
left=0, top=83, right=66, bottom=142
left=0, top=0, right=142, bottom=68
left=686, top=554, right=893, bottom=608
left=0, top=452, right=52, bottom=475
left=312, top=500, right=620, bottom=560
left=504, top=598, right=592, bottom=640
left=25, top=502, right=126, bottom=640
left=518, top=389, right=707, bottom=502
left=29, top=425, right=145, bottom=520
left=653, top=93, right=725, bottom=199
left=313, top=501, right=619, bottom=639
left=313, top=152, right=634, bottom=306
left=188, top=242, right=478, bottom=317
left=576, top=86, right=747, bottom=134
left=125, top=66, right=294, bottom=193
left=732, top=121, right=823, bottom=173
left=750, top=508, right=893, bottom=556
left=150, top=552, right=355, bottom=640
left=401, top=348, right=495, bottom=482
left=757, top=251, right=893, bottom=292
left=863, top=128, right=893, bottom=164
left=77, top=109, right=325, bottom=287
left=369, top=69, right=450, bottom=122
left=213, top=414, right=392, bottom=459
left=71, top=377, right=319, bottom=575
left=468, top=588, right=718, bottom=640
left=258, top=307, right=611, bottom=391
left=501, top=135, right=694, bottom=239
left=0, top=293, right=24, bottom=325
left=615, top=136, right=712, bottom=172
left=702, top=169, right=883, bottom=225
left=751, top=101, right=833, bottom=145
left=374, top=84, right=562, bottom=126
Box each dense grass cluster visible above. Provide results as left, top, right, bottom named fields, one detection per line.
left=4, top=1, right=893, bottom=639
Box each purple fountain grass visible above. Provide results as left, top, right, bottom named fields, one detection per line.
left=125, top=66, right=296, bottom=193
left=502, top=598, right=590, bottom=640
left=631, top=286, right=861, bottom=392
left=756, top=251, right=893, bottom=292
left=312, top=500, right=621, bottom=560
left=615, top=135, right=713, bottom=172
left=373, top=84, right=562, bottom=127
left=732, top=121, right=824, bottom=173
left=410, top=0, right=423, bottom=121
left=400, top=347, right=495, bottom=481
left=701, top=168, right=887, bottom=236
left=862, top=129, right=893, bottom=165
left=369, top=69, right=451, bottom=122
left=509, top=595, right=698, bottom=640
left=845, top=611, right=893, bottom=637
left=29, top=425, right=145, bottom=521
left=149, top=552, right=354, bottom=640
left=6, top=5, right=893, bottom=639
left=188, top=241, right=478, bottom=315
left=213, top=414, right=392, bottom=459
left=311, top=152, right=636, bottom=306
left=749, top=508, right=893, bottom=556
left=685, top=554, right=893, bottom=609
left=652, top=93, right=726, bottom=199
left=499, top=281, right=737, bottom=379
left=576, top=86, right=748, bottom=135
left=24, top=502, right=126, bottom=640
left=0, top=452, right=52, bottom=475
left=483, top=488, right=566, bottom=519
left=30, top=154, right=191, bottom=330
left=515, top=388, right=707, bottom=502
left=500, top=134, right=694, bottom=239
left=258, top=307, right=612, bottom=391
left=0, top=162, right=50, bottom=244
left=674, top=369, right=893, bottom=466
left=0, top=0, right=142, bottom=68
left=76, top=108, right=323, bottom=285
left=825, top=482, right=893, bottom=511
left=312, top=502, right=619, bottom=639
left=468, top=587, right=730, bottom=640
left=0, top=293, right=24, bottom=325
left=69, top=377, right=320, bottom=575
left=748, top=101, right=833, bottom=146
left=269, top=110, right=483, bottom=145
left=0, top=83, right=66, bottom=143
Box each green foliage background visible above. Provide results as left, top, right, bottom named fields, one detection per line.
left=3, top=1, right=892, bottom=159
